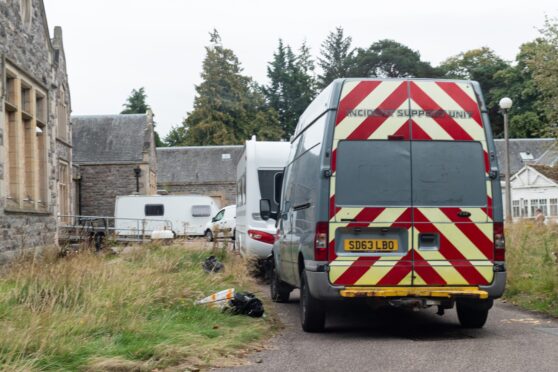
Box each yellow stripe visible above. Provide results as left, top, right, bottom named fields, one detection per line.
left=368, top=101, right=409, bottom=139
left=414, top=81, right=486, bottom=141
left=340, top=81, right=361, bottom=101
left=410, top=100, right=453, bottom=140
left=335, top=81, right=403, bottom=140
left=416, top=208, right=488, bottom=260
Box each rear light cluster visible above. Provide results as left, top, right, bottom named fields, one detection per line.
left=494, top=222, right=505, bottom=261
left=248, top=230, right=275, bottom=245
left=314, top=222, right=329, bottom=261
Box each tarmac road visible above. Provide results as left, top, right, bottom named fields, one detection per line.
left=221, top=290, right=558, bottom=372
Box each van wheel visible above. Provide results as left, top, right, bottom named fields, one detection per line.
left=457, top=300, right=491, bottom=328
left=300, top=271, right=325, bottom=332
left=270, top=266, right=291, bottom=303
left=205, top=230, right=213, bottom=242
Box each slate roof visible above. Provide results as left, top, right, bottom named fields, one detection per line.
left=157, top=146, right=244, bottom=184
left=494, top=138, right=557, bottom=176
left=72, top=114, right=150, bottom=164
left=531, top=165, right=558, bottom=183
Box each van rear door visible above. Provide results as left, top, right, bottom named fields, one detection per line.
left=328, top=80, right=414, bottom=286
left=409, top=81, right=494, bottom=286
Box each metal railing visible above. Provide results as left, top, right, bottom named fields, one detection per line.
left=57, top=215, right=174, bottom=244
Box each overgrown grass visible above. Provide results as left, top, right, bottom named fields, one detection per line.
left=505, top=222, right=558, bottom=317
left=0, top=243, right=277, bottom=371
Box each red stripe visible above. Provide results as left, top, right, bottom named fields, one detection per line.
left=376, top=253, right=412, bottom=286
left=413, top=209, right=489, bottom=285
left=439, top=208, right=494, bottom=260
left=333, top=256, right=380, bottom=285
left=436, top=82, right=482, bottom=127
left=336, top=81, right=382, bottom=125
left=409, top=119, right=432, bottom=140
left=486, top=196, right=493, bottom=219
left=410, top=82, right=473, bottom=141
left=413, top=251, right=447, bottom=285
left=346, top=82, right=408, bottom=140
left=329, top=195, right=340, bottom=219
left=392, top=120, right=411, bottom=140
left=331, top=147, right=337, bottom=173
left=348, top=207, right=386, bottom=225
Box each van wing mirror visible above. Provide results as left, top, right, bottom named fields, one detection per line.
left=260, top=199, right=277, bottom=221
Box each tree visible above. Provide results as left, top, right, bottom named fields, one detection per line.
left=526, top=17, right=558, bottom=136
left=176, top=30, right=283, bottom=146
left=263, top=40, right=317, bottom=137
left=317, top=27, right=355, bottom=89
left=491, top=41, right=546, bottom=138
left=164, top=125, right=187, bottom=147
left=120, top=87, right=165, bottom=147
left=351, top=39, right=437, bottom=78
left=439, top=48, right=510, bottom=136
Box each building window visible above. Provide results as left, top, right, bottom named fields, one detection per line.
left=512, top=200, right=520, bottom=218
left=57, top=87, right=68, bottom=141
left=521, top=199, right=529, bottom=217
left=539, top=199, right=548, bottom=216
left=530, top=199, right=540, bottom=218
left=3, top=65, right=48, bottom=212
left=59, top=162, right=70, bottom=222
left=550, top=199, right=558, bottom=217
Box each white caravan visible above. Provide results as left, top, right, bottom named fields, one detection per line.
left=114, top=195, right=218, bottom=237
left=236, top=137, right=290, bottom=258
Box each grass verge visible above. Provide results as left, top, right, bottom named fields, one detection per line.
left=0, top=243, right=278, bottom=371
left=504, top=222, right=558, bottom=317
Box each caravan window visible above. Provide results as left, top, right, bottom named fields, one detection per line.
left=258, top=170, right=283, bottom=212
left=192, top=205, right=211, bottom=217
left=145, top=204, right=164, bottom=216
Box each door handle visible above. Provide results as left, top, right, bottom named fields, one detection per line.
left=458, top=211, right=472, bottom=218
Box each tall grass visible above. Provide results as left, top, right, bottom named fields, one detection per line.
left=505, top=222, right=558, bottom=317
left=0, top=243, right=276, bottom=371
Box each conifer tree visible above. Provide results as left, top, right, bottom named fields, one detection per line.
left=317, top=27, right=354, bottom=89
left=176, top=30, right=282, bottom=145
left=121, top=87, right=165, bottom=147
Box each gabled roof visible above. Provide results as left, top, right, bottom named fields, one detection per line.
left=531, top=165, right=558, bottom=183
left=157, top=146, right=244, bottom=184
left=494, top=138, right=556, bottom=176
left=72, top=114, right=152, bottom=164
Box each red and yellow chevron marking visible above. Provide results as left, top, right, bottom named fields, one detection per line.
left=328, top=79, right=495, bottom=288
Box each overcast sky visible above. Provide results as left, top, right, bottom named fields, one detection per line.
left=43, top=0, right=557, bottom=138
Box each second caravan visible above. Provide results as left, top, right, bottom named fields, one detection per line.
left=235, top=137, right=290, bottom=258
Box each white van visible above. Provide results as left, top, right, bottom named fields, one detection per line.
left=114, top=195, right=218, bottom=237
left=235, top=136, right=290, bottom=258
left=205, top=205, right=237, bottom=241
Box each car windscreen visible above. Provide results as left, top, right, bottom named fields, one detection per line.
left=335, top=140, right=486, bottom=207
left=335, top=140, right=411, bottom=206
left=258, top=169, right=283, bottom=213
left=412, top=141, right=486, bottom=206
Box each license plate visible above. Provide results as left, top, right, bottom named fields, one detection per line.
left=344, top=239, right=398, bottom=252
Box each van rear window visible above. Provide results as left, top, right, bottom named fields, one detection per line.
left=335, top=140, right=486, bottom=207
left=412, top=141, right=486, bottom=206
left=192, top=205, right=211, bottom=217
left=336, top=141, right=411, bottom=206
left=145, top=204, right=164, bottom=216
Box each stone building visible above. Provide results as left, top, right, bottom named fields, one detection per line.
left=157, top=146, right=243, bottom=208
left=72, top=113, right=157, bottom=218
left=0, top=0, right=74, bottom=258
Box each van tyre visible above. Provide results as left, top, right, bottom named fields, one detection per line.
left=300, top=271, right=325, bottom=332
left=270, top=266, right=291, bottom=303
left=456, top=300, right=492, bottom=328
left=205, top=230, right=213, bottom=242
